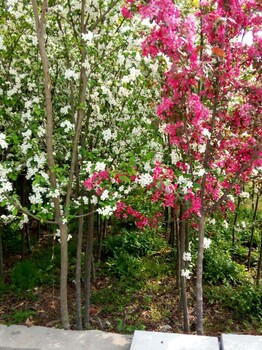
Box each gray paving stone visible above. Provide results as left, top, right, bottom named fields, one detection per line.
left=0, top=325, right=132, bottom=350
left=0, top=348, right=39, bottom=350
left=129, top=330, right=219, bottom=350
left=221, top=334, right=262, bottom=350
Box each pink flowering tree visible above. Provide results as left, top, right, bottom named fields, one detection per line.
left=118, top=0, right=262, bottom=334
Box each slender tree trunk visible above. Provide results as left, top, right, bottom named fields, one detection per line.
left=84, top=204, right=95, bottom=329
left=179, top=206, right=190, bottom=333
left=76, top=208, right=84, bottom=330
left=256, top=227, right=262, bottom=285
left=169, top=207, right=175, bottom=248
left=247, top=193, right=259, bottom=270
left=0, top=228, right=3, bottom=280
left=59, top=222, right=69, bottom=329
left=196, top=214, right=205, bottom=335
left=31, top=0, right=69, bottom=329
left=232, top=196, right=241, bottom=246
left=175, top=207, right=180, bottom=291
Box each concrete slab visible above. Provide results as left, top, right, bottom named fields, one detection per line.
left=221, top=334, right=262, bottom=350
left=0, top=325, right=132, bottom=350
left=129, top=330, right=219, bottom=350
left=0, top=348, right=39, bottom=350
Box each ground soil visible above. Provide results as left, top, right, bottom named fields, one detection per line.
left=0, top=276, right=261, bottom=336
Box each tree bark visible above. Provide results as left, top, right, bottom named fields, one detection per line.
left=0, top=228, right=3, bottom=280
left=84, top=204, right=95, bottom=329
left=179, top=206, right=190, bottom=333
left=247, top=193, right=259, bottom=270
left=232, top=196, right=241, bottom=246
left=196, top=214, right=205, bottom=335
left=256, top=227, right=262, bottom=285
left=76, top=208, right=84, bottom=330
left=31, top=0, right=69, bottom=329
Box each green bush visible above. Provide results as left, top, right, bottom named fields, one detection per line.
left=11, top=260, right=39, bottom=290
left=230, top=283, right=262, bottom=317
left=106, top=252, right=142, bottom=278
left=203, top=246, right=248, bottom=285
left=12, top=310, right=36, bottom=323
left=205, top=282, right=262, bottom=319
left=103, top=230, right=167, bottom=259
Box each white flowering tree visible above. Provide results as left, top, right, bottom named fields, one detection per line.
left=0, top=0, right=169, bottom=328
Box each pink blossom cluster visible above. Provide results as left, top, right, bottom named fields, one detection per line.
left=122, top=0, right=262, bottom=217
left=115, top=201, right=161, bottom=229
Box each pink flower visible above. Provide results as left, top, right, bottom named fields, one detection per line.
left=121, top=6, right=133, bottom=19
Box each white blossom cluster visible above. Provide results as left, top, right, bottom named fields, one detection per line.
left=97, top=205, right=116, bottom=217
left=181, top=269, right=191, bottom=279
left=135, top=173, right=153, bottom=187
left=0, top=164, right=12, bottom=201
left=0, top=133, right=8, bottom=149
left=177, top=175, right=193, bottom=194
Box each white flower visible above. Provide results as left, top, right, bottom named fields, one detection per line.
left=239, top=191, right=250, bottom=199
left=181, top=269, right=191, bottom=279
left=227, top=194, right=235, bottom=203
left=64, top=69, right=78, bottom=80
left=95, top=162, right=106, bottom=172
left=222, top=220, right=229, bottom=229
left=209, top=218, right=216, bottom=225
left=194, top=168, right=206, bottom=177
left=37, top=126, right=45, bottom=137
left=129, top=67, right=140, bottom=81
left=183, top=252, right=192, bottom=262
left=102, top=129, right=113, bottom=142
left=203, top=237, right=212, bottom=249
left=83, top=196, right=89, bottom=205
left=0, top=181, right=12, bottom=193
left=144, top=162, right=152, bottom=172
left=136, top=173, right=153, bottom=187
left=91, top=195, right=98, bottom=205
left=118, top=86, right=130, bottom=97
left=82, top=59, right=90, bottom=71
left=0, top=133, right=8, bottom=149
left=241, top=221, right=247, bottom=229
left=82, top=31, right=94, bottom=43
left=84, top=161, right=93, bottom=174
left=22, top=129, right=32, bottom=139
left=54, top=229, right=61, bottom=242
left=100, top=189, right=109, bottom=201
left=60, top=106, right=70, bottom=114
left=0, top=36, right=5, bottom=51
left=97, top=205, right=116, bottom=216
left=202, top=128, right=211, bottom=139
left=61, top=120, right=74, bottom=133
left=171, top=150, right=180, bottom=164
left=198, top=144, right=206, bottom=153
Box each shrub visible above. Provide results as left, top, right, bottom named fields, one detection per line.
left=106, top=252, right=141, bottom=278
left=11, top=260, right=39, bottom=290
left=203, top=246, right=248, bottom=285
left=103, top=229, right=167, bottom=259
left=205, top=282, right=262, bottom=319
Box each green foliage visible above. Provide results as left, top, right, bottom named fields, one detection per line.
left=11, top=260, right=39, bottom=290
left=106, top=252, right=141, bottom=278
left=1, top=227, right=22, bottom=255
left=10, top=244, right=61, bottom=290
left=203, top=245, right=248, bottom=285
left=11, top=310, right=36, bottom=324
left=116, top=317, right=146, bottom=333
left=103, top=229, right=167, bottom=258
left=0, top=279, right=8, bottom=295
left=205, top=282, right=262, bottom=319
left=102, top=229, right=168, bottom=279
